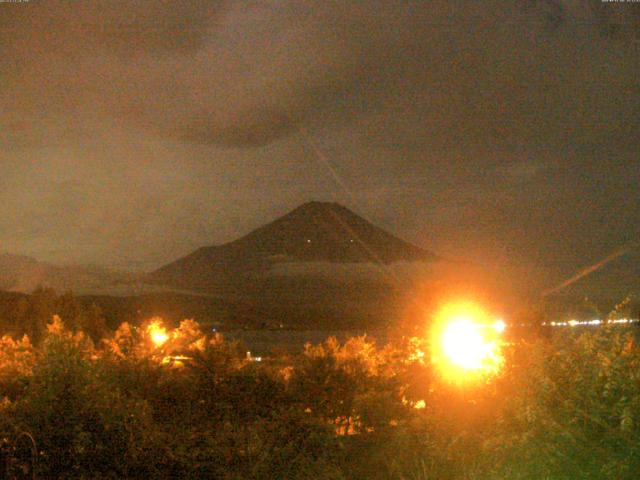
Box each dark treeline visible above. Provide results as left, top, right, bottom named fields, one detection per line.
left=0, top=288, right=108, bottom=344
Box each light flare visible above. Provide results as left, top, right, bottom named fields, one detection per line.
left=441, top=318, right=493, bottom=370
left=430, top=302, right=505, bottom=383
left=147, top=320, right=168, bottom=347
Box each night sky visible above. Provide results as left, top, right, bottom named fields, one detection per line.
left=1, top=1, right=638, bottom=292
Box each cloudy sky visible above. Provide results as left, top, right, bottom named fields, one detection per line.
left=1, top=0, right=638, bottom=290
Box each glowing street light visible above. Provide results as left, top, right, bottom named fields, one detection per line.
left=147, top=320, right=169, bottom=347
left=441, top=319, right=492, bottom=370
left=430, top=302, right=505, bottom=383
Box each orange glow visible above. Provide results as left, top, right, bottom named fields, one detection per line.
left=430, top=302, right=504, bottom=382
left=147, top=320, right=168, bottom=347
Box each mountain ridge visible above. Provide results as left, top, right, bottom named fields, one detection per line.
left=0, top=253, right=140, bottom=294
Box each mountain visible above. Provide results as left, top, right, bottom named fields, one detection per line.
left=148, top=201, right=439, bottom=328
left=0, top=203, right=437, bottom=330
left=153, top=201, right=436, bottom=290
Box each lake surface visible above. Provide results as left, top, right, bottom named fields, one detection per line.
left=224, top=329, right=387, bottom=356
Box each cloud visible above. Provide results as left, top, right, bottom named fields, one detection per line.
left=0, top=0, right=638, bottom=280
left=1, top=0, right=223, bottom=57
left=3, top=1, right=637, bottom=150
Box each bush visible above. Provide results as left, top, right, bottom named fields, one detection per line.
left=2, top=309, right=640, bottom=478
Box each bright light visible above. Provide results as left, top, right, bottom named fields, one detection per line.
left=147, top=320, right=168, bottom=347
left=414, top=399, right=426, bottom=410
left=441, top=318, right=491, bottom=370
left=430, top=302, right=504, bottom=382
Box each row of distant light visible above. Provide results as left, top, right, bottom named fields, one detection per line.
left=542, top=318, right=639, bottom=327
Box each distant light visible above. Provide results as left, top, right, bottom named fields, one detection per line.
left=162, top=355, right=190, bottom=366
left=147, top=320, right=168, bottom=346
left=493, top=319, right=506, bottom=333
left=246, top=351, right=262, bottom=362
left=151, top=330, right=168, bottom=346
left=546, top=317, right=639, bottom=328
left=612, top=318, right=632, bottom=324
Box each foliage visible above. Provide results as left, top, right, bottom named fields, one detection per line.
left=0, top=288, right=107, bottom=343
left=0, top=298, right=639, bottom=478
left=488, top=327, right=640, bottom=479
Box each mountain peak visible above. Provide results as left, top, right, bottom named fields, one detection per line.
left=153, top=202, right=436, bottom=288
left=304, top=200, right=342, bottom=207
left=297, top=200, right=339, bottom=208
left=290, top=200, right=344, bottom=214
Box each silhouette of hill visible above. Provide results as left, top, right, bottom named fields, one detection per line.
left=153, top=201, right=435, bottom=290
left=0, top=253, right=138, bottom=294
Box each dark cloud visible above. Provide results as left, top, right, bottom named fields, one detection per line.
left=0, top=0, right=638, bottom=291
left=2, top=1, right=638, bottom=149
left=1, top=0, right=223, bottom=57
